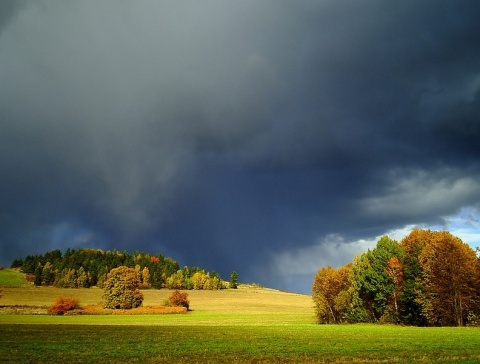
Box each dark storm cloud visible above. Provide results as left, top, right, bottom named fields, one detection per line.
left=1, top=1, right=480, bottom=292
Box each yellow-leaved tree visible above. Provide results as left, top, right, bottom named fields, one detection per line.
left=103, top=266, right=144, bottom=309
left=312, top=264, right=351, bottom=324
left=416, top=231, right=478, bottom=326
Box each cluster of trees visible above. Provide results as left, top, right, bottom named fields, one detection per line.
left=48, top=266, right=192, bottom=313
left=102, top=266, right=191, bottom=311
left=312, top=229, right=480, bottom=326
left=165, top=268, right=223, bottom=290
left=11, top=248, right=237, bottom=290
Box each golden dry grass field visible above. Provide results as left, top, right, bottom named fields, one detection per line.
left=0, top=284, right=314, bottom=321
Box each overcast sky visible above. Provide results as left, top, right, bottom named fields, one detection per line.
left=1, top=0, right=480, bottom=293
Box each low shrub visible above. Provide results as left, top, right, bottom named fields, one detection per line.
left=168, top=290, right=190, bottom=310
left=49, top=296, right=80, bottom=315
left=78, top=304, right=187, bottom=315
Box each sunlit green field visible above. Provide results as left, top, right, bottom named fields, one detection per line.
left=2, top=316, right=480, bottom=363
left=0, top=269, right=28, bottom=287
left=1, top=275, right=480, bottom=363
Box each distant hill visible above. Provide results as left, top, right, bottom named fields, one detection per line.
left=0, top=268, right=28, bottom=287
left=10, top=248, right=229, bottom=290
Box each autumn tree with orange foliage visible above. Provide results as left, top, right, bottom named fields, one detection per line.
left=385, top=257, right=403, bottom=316
left=312, top=265, right=351, bottom=323
left=168, top=290, right=190, bottom=310
left=313, top=229, right=480, bottom=326
left=416, top=231, right=478, bottom=326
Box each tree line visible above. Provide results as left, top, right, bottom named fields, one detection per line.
left=312, top=229, right=480, bottom=326
left=11, top=248, right=238, bottom=290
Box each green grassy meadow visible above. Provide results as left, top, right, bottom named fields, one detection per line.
left=1, top=270, right=480, bottom=363
left=0, top=268, right=28, bottom=287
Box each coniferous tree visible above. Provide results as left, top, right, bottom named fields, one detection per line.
left=42, top=262, right=55, bottom=285
left=34, top=265, right=42, bottom=286
left=229, top=271, right=238, bottom=289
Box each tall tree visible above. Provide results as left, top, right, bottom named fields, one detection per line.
left=229, top=271, right=238, bottom=289
left=349, top=236, right=402, bottom=322
left=399, top=228, right=430, bottom=325
left=417, top=231, right=478, bottom=326
left=103, top=266, right=144, bottom=309
left=41, top=262, right=55, bottom=285
left=312, top=264, right=351, bottom=324
left=385, top=257, right=403, bottom=318
left=34, top=264, right=42, bottom=286
left=141, top=266, right=150, bottom=288
left=77, top=267, right=89, bottom=288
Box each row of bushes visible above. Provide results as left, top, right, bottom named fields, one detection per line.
left=49, top=290, right=190, bottom=315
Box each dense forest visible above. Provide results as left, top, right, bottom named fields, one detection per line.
left=312, top=229, right=480, bottom=326
left=10, top=248, right=231, bottom=290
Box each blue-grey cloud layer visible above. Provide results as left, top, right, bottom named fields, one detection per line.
left=1, top=1, right=480, bottom=292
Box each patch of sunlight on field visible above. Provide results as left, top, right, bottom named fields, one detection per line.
left=0, top=285, right=315, bottom=325
left=144, top=286, right=313, bottom=314
left=0, top=269, right=28, bottom=287
left=0, top=286, right=104, bottom=306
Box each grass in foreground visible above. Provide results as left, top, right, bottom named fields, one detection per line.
left=1, top=320, right=480, bottom=363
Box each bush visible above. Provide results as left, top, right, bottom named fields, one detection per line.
left=25, top=274, right=35, bottom=283
left=49, top=296, right=80, bottom=315
left=168, top=290, right=190, bottom=310
left=103, top=266, right=144, bottom=309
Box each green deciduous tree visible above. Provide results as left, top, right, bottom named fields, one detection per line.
left=56, top=268, right=77, bottom=288
left=103, top=266, right=144, bottom=309
left=166, top=270, right=187, bottom=289
left=348, top=236, right=402, bottom=322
